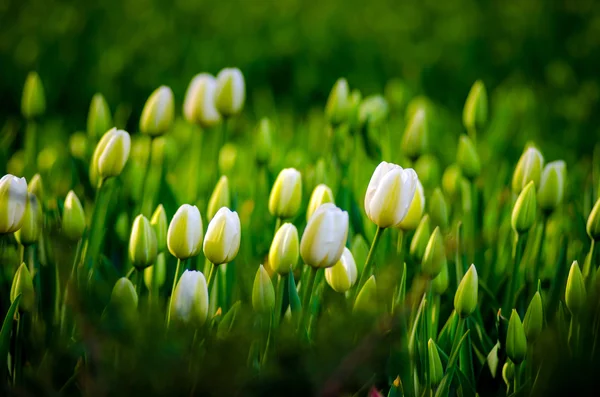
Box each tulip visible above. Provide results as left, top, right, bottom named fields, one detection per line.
left=255, top=118, right=274, bottom=165
left=183, top=73, right=222, bottom=128
left=203, top=207, right=241, bottom=265
left=28, top=173, right=44, bottom=204
left=538, top=160, right=566, bottom=212
left=214, top=68, right=245, bottom=116
left=139, top=86, right=175, bottom=136
left=523, top=291, right=543, bottom=343
left=218, top=143, right=238, bottom=175
left=429, top=188, right=449, bottom=230
left=170, top=270, right=209, bottom=326
left=300, top=203, right=349, bottom=268
left=150, top=204, right=168, bottom=253
left=325, top=247, right=358, bottom=293
left=21, top=71, right=46, bottom=119
left=397, top=179, right=425, bottom=231
left=428, top=339, right=444, bottom=385
left=502, top=361, right=515, bottom=387
left=269, top=168, right=302, bottom=219
left=252, top=265, right=275, bottom=313
left=144, top=253, right=166, bottom=291
left=62, top=191, right=86, bottom=241
left=506, top=309, right=527, bottom=364
left=129, top=214, right=158, bottom=270
left=359, top=95, right=389, bottom=128
left=401, top=107, right=428, bottom=160
left=462, top=80, right=488, bottom=133
left=347, top=89, right=363, bottom=130
left=325, top=78, right=350, bottom=126
left=269, top=223, right=299, bottom=275
left=15, top=193, right=40, bottom=245
left=0, top=174, right=28, bottom=234
left=306, top=184, right=334, bottom=221
left=167, top=204, right=203, bottom=259
left=565, top=261, right=586, bottom=315
left=353, top=275, right=377, bottom=314
left=410, top=214, right=431, bottom=262
left=10, top=263, right=34, bottom=312
left=457, top=135, right=480, bottom=180
left=90, top=128, right=131, bottom=184
left=364, top=161, right=418, bottom=228
left=442, top=164, right=463, bottom=199
left=587, top=197, right=600, bottom=241
left=432, top=262, right=449, bottom=295
left=511, top=181, right=537, bottom=234
left=109, top=278, right=138, bottom=316
left=421, top=227, right=446, bottom=279
left=207, top=176, right=230, bottom=221
left=87, top=93, right=112, bottom=140
left=454, top=264, right=478, bottom=318
left=512, top=147, right=544, bottom=194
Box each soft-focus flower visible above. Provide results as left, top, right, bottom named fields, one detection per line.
left=150, top=204, right=168, bottom=253
left=512, top=147, right=544, bottom=194
left=21, top=71, right=46, bottom=119
left=306, top=184, right=334, bottom=221
left=170, top=270, right=209, bottom=325
left=0, top=174, right=28, bottom=234
left=252, top=265, right=275, bottom=313
left=10, top=263, right=34, bottom=312
left=87, top=93, right=112, bottom=140
left=140, top=86, right=175, bottom=136
left=511, top=181, right=537, bottom=234
left=129, top=214, right=158, bottom=270
left=538, top=160, right=566, bottom=211
left=325, top=78, right=350, bottom=126
left=15, top=193, right=40, bottom=245
left=269, top=168, right=302, bottom=219
left=207, top=176, right=230, bottom=221
left=91, top=128, right=131, bottom=184
left=62, top=190, right=85, bottom=241
left=462, top=80, right=488, bottom=132
left=183, top=73, right=222, bottom=128
left=214, top=68, right=245, bottom=116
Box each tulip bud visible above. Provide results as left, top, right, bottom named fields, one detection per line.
left=10, top=263, right=34, bottom=312
left=511, top=181, right=537, bottom=234
left=523, top=291, right=543, bottom=343
left=218, top=143, right=238, bottom=175
left=109, top=277, right=138, bottom=315
left=364, top=161, right=418, bottom=228
left=91, top=128, right=131, bottom=184
left=538, top=160, right=566, bottom=212
left=167, top=204, right=203, bottom=259
left=565, top=260, right=586, bottom=315
left=306, top=184, right=335, bottom=221
left=502, top=360, right=515, bottom=386
left=353, top=275, right=377, bottom=314
left=269, top=223, right=299, bottom=275
left=414, top=154, right=440, bottom=189
left=256, top=118, right=273, bottom=165
left=15, top=193, right=40, bottom=245
left=512, top=147, right=544, bottom=194
left=214, top=68, right=245, bottom=116
left=62, top=191, right=86, bottom=241
left=144, top=253, right=166, bottom=290
left=269, top=168, right=302, bottom=219
left=203, top=207, right=241, bottom=265
left=207, top=176, right=231, bottom=221
left=429, top=188, right=449, bottom=230
left=129, top=214, right=158, bottom=270
left=506, top=309, right=527, bottom=364
left=325, top=78, right=350, bottom=126
left=300, top=203, right=349, bottom=268
left=422, top=227, right=446, bottom=278
left=325, top=247, right=358, bottom=293
left=150, top=204, right=168, bottom=253
left=69, top=132, right=88, bottom=160
left=462, top=80, right=488, bottom=132
left=21, top=71, right=46, bottom=119
left=401, top=107, right=428, bottom=160
left=457, top=135, right=480, bottom=180
left=454, top=264, right=478, bottom=317
left=183, top=74, right=222, bottom=128
left=0, top=174, right=28, bottom=234
left=428, top=339, right=444, bottom=386
left=442, top=164, right=463, bottom=199
left=170, top=270, right=209, bottom=326
left=139, top=86, right=174, bottom=136
left=252, top=265, right=275, bottom=313
left=347, top=89, right=363, bottom=130
left=397, top=180, right=425, bottom=231
left=432, top=262, right=449, bottom=295
left=87, top=93, right=112, bottom=140
left=359, top=95, right=389, bottom=127
left=587, top=197, right=600, bottom=241
left=410, top=214, right=431, bottom=262
left=28, top=174, right=44, bottom=204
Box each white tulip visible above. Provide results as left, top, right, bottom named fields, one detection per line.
left=183, top=73, right=222, bottom=128
left=300, top=203, right=349, bottom=268
left=0, top=174, right=28, bottom=234
left=170, top=270, right=209, bottom=326
left=203, top=207, right=241, bottom=265
left=325, top=247, right=357, bottom=293
left=214, top=68, right=245, bottom=116
left=167, top=204, right=203, bottom=259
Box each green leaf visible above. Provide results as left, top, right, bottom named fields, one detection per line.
left=217, top=300, right=241, bottom=339
left=288, top=272, right=302, bottom=314
left=455, top=367, right=476, bottom=397
left=0, top=294, right=21, bottom=379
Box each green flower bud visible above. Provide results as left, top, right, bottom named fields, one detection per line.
left=347, top=89, right=363, bottom=130
left=69, top=132, right=88, bottom=160
left=203, top=207, right=241, bottom=265
left=442, top=164, right=463, bottom=199
left=15, top=193, right=40, bottom=245
left=62, top=190, right=86, bottom=241
left=150, top=204, right=167, bottom=253
left=538, top=160, right=566, bottom=212
left=214, top=68, right=245, bottom=117
left=359, top=95, right=389, bottom=128
left=167, top=204, right=203, bottom=259
left=218, top=143, right=238, bottom=175
left=90, top=128, right=131, bottom=184
left=269, top=223, right=299, bottom=275
left=457, top=135, right=480, bottom=180
left=353, top=275, right=377, bottom=314
left=410, top=214, right=431, bottom=262
left=10, top=263, right=34, bottom=312
left=140, top=86, right=175, bottom=136
left=256, top=118, right=273, bottom=165
left=325, top=78, right=350, bottom=126
left=144, top=252, right=166, bottom=290
left=432, top=262, right=449, bottom=295
left=511, top=181, right=537, bottom=234
left=252, top=265, right=275, bottom=313
left=429, top=188, right=449, bottom=230
left=171, top=270, right=209, bottom=326
left=28, top=174, right=44, bottom=204
left=422, top=227, right=446, bottom=278
left=506, top=309, right=527, bottom=364
left=207, top=176, right=231, bottom=221
left=401, top=107, right=428, bottom=160
left=512, top=147, right=544, bottom=194
left=129, top=214, right=157, bottom=270
left=183, top=74, right=221, bottom=128
left=109, top=277, right=138, bottom=315
left=523, top=291, right=543, bottom=343
left=87, top=93, right=112, bottom=140
left=397, top=180, right=425, bottom=231
left=565, top=260, right=586, bottom=315
left=462, top=80, right=487, bottom=132
left=306, top=184, right=335, bottom=222
left=428, top=339, right=444, bottom=386
left=301, top=204, right=348, bottom=268
left=0, top=174, right=28, bottom=234
left=587, top=197, right=600, bottom=241
left=502, top=360, right=515, bottom=386
left=269, top=168, right=302, bottom=219
left=21, top=71, right=46, bottom=119
left=325, top=247, right=358, bottom=293
left=454, top=264, right=478, bottom=318
left=414, top=154, right=440, bottom=189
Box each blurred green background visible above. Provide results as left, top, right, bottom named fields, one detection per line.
left=1, top=0, right=599, bottom=156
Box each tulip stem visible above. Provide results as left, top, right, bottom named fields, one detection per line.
left=81, top=178, right=115, bottom=274
left=274, top=217, right=282, bottom=235
left=274, top=274, right=286, bottom=328
left=167, top=258, right=185, bottom=325
left=530, top=214, right=548, bottom=298
left=126, top=267, right=135, bottom=279
left=136, top=269, right=143, bottom=294
left=355, top=226, right=383, bottom=299
left=504, top=232, right=527, bottom=315
left=12, top=312, right=22, bottom=386
left=136, top=137, right=153, bottom=216
left=583, top=239, right=597, bottom=279
left=206, top=262, right=217, bottom=295
left=60, top=239, right=82, bottom=335
left=300, top=267, right=317, bottom=329
left=513, top=362, right=522, bottom=393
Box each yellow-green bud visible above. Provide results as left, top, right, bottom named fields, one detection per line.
left=183, top=74, right=221, bottom=128
left=512, top=147, right=544, bottom=194
left=511, top=181, right=537, bottom=234
left=422, top=227, right=446, bottom=278
left=523, top=291, right=543, bottom=343
left=129, top=214, right=157, bottom=270
left=429, top=188, right=449, bottom=230
left=15, top=193, right=40, bottom=245
left=353, top=275, right=377, bottom=314
left=397, top=180, right=425, bottom=231
left=140, top=86, right=174, bottom=136
left=109, top=277, right=138, bottom=314
left=207, top=176, right=231, bottom=221
left=214, top=68, right=245, bottom=117
left=252, top=265, right=275, bottom=313
left=442, top=164, right=463, bottom=199
left=91, top=128, right=131, bottom=184
left=401, top=107, right=428, bottom=160
left=62, top=190, right=86, bottom=241
left=144, top=253, right=167, bottom=290
left=256, top=118, right=273, bottom=165
left=538, top=160, right=566, bottom=212
left=325, top=78, right=350, bottom=126
left=565, top=260, right=586, bottom=315
left=502, top=360, right=515, bottom=386
left=454, top=264, right=478, bottom=318
left=218, top=143, right=238, bottom=175
left=87, top=93, right=112, bottom=140
left=269, top=168, right=302, bottom=219
left=300, top=203, right=349, bottom=268
left=170, top=270, right=209, bottom=325
left=28, top=174, right=44, bottom=204
left=167, top=204, right=203, bottom=259
left=432, top=262, right=449, bottom=295
left=10, top=263, right=34, bottom=312
left=21, top=71, right=46, bottom=119
left=347, top=89, right=363, bottom=130
left=462, top=80, right=487, bottom=132
left=506, top=309, right=527, bottom=364
left=457, top=135, right=480, bottom=180
left=0, top=174, right=28, bottom=234
left=269, top=223, right=299, bottom=275
left=325, top=247, right=358, bottom=293
left=428, top=339, right=444, bottom=386
left=69, top=132, right=88, bottom=160
left=358, top=95, right=389, bottom=128
left=203, top=207, right=241, bottom=265
left=150, top=204, right=167, bottom=253
left=410, top=214, right=431, bottom=262
left=306, top=184, right=335, bottom=221
left=414, top=154, right=440, bottom=189
left=587, top=197, right=600, bottom=241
